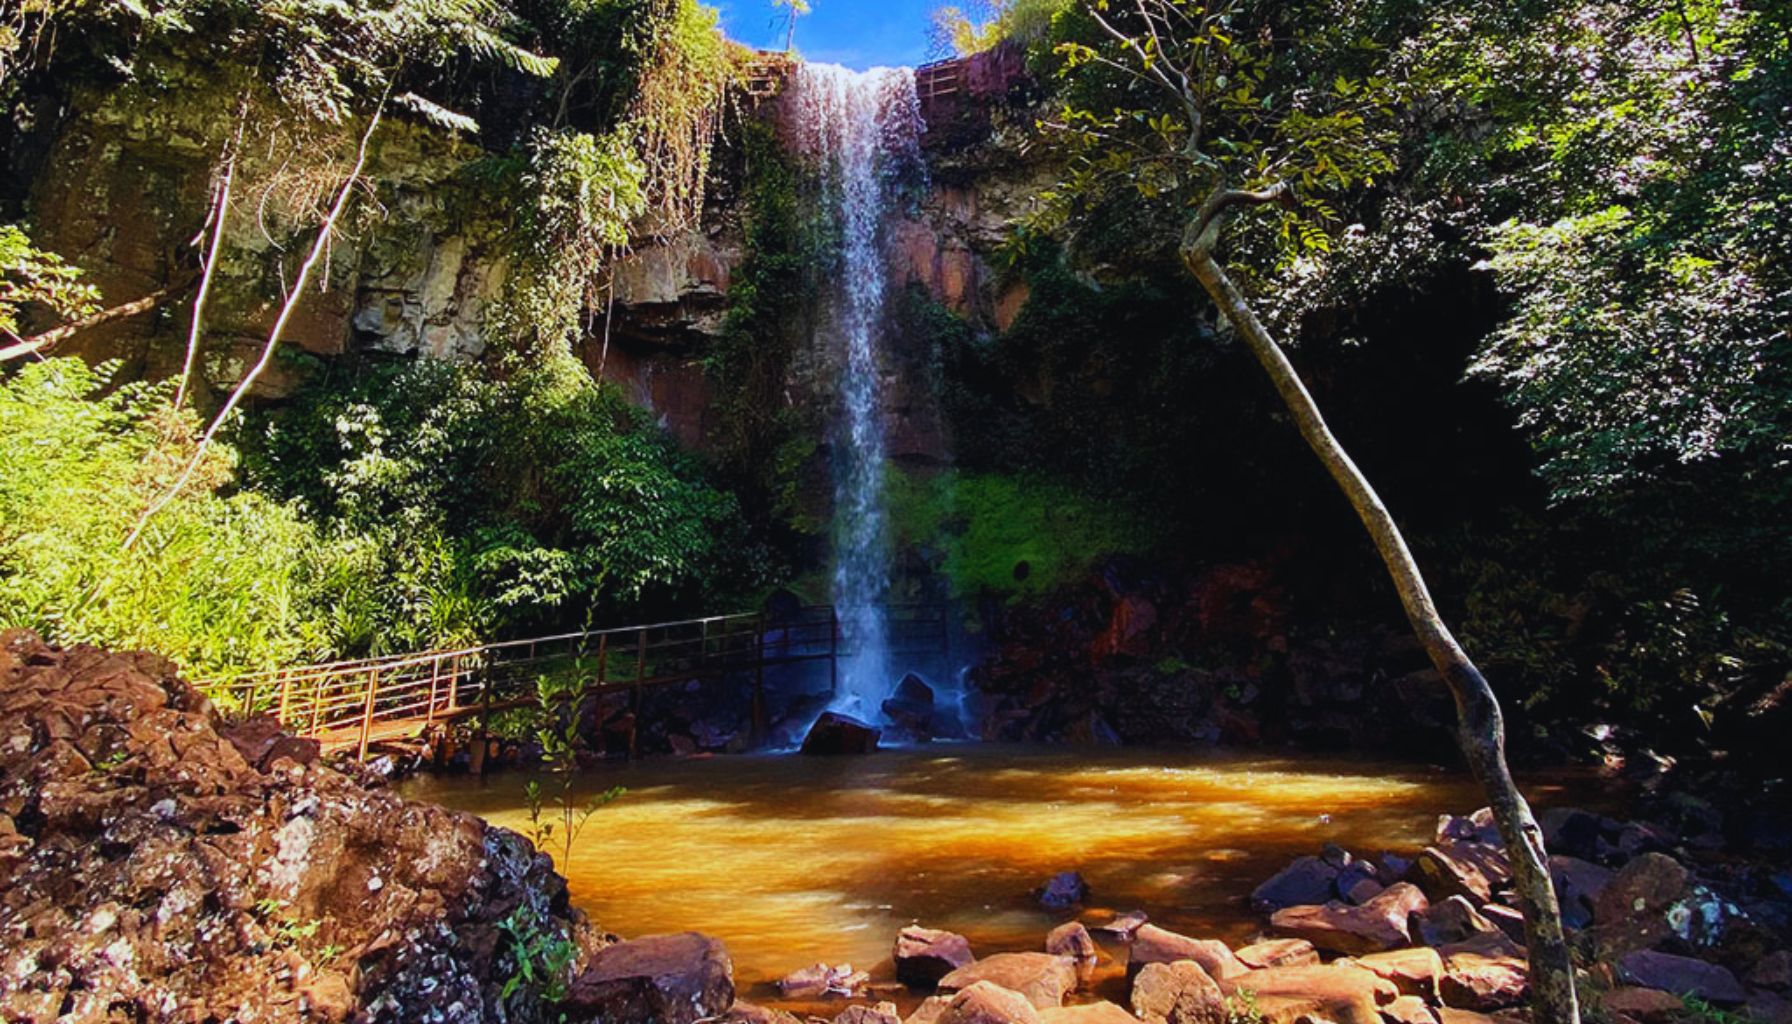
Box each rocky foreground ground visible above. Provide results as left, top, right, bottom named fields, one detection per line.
left=2, top=629, right=1789, bottom=1024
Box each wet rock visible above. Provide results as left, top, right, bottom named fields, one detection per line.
left=563, top=932, right=735, bottom=1024
left=1480, top=905, right=1527, bottom=944
left=722, top=1002, right=805, bottom=1024
left=1617, top=950, right=1747, bottom=1005
left=1351, top=948, right=1445, bottom=1001
left=781, top=962, right=866, bottom=999
left=883, top=675, right=940, bottom=741
left=1347, top=877, right=1388, bottom=906
left=937, top=981, right=1047, bottom=1024
left=1253, top=856, right=1342, bottom=911
left=1215, top=963, right=1398, bottom=1024
left=1436, top=809, right=1502, bottom=846
left=836, top=1002, right=903, bottom=1024
left=1415, top=843, right=1511, bottom=906
left=1601, top=987, right=1687, bottom=1024
left=1269, top=883, right=1429, bottom=955
left=1437, top=933, right=1528, bottom=1011
left=1130, top=925, right=1250, bottom=980
left=1594, top=853, right=1690, bottom=957
left=1037, top=871, right=1091, bottom=910
left=1538, top=807, right=1616, bottom=863
left=909, top=995, right=955, bottom=1024
left=1381, top=995, right=1440, bottom=1024
left=1096, top=910, right=1150, bottom=942
left=1413, top=896, right=1502, bottom=947
left=1548, top=855, right=1614, bottom=931
left=801, top=712, right=881, bottom=755
left=939, top=953, right=1080, bottom=1009
left=897, top=926, right=977, bottom=987
left=1041, top=1002, right=1143, bottom=1024
left=1237, top=939, right=1320, bottom=970
left=1047, top=922, right=1097, bottom=960
left=1131, top=960, right=1226, bottom=1024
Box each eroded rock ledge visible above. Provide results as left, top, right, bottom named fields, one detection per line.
left=0, top=630, right=609, bottom=1023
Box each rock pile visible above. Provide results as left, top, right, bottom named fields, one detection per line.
left=0, top=630, right=740, bottom=1024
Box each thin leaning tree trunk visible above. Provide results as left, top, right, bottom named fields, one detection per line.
left=175, top=106, right=248, bottom=409
left=1182, top=245, right=1580, bottom=1024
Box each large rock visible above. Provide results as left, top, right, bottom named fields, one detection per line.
left=1437, top=933, right=1527, bottom=1011
left=1131, top=960, right=1226, bottom=1024
left=1412, top=895, right=1502, bottom=947
left=1237, top=939, right=1320, bottom=970
left=0, top=631, right=603, bottom=1024
left=781, top=962, right=866, bottom=999
left=897, top=926, right=977, bottom=987
left=1253, top=855, right=1342, bottom=911
left=937, top=981, right=1047, bottom=1024
left=563, top=932, right=735, bottom=1024
left=801, top=712, right=881, bottom=755
left=882, top=674, right=945, bottom=741
left=1601, top=987, right=1688, bottom=1024
left=1594, top=853, right=1690, bottom=957
left=1351, top=948, right=1445, bottom=1001
left=1130, top=925, right=1250, bottom=980
left=1414, top=843, right=1511, bottom=906
left=1617, top=950, right=1747, bottom=1005
left=1381, top=994, right=1440, bottom=1024
left=1047, top=922, right=1098, bottom=961
left=1215, top=963, right=1398, bottom=1024
left=722, top=1003, right=805, bottom=1024
left=939, top=953, right=1080, bottom=1009
left=836, top=1003, right=903, bottom=1024
left=1269, top=883, right=1429, bottom=955
left=1041, top=1003, right=1144, bottom=1024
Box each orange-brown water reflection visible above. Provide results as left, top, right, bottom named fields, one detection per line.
left=402, top=746, right=1602, bottom=1008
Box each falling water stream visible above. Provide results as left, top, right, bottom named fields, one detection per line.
left=787, top=64, right=925, bottom=720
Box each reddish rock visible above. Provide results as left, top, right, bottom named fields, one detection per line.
left=1435, top=1008, right=1502, bottom=1024
left=1438, top=933, right=1528, bottom=1011
left=1351, top=948, right=1445, bottom=1001
left=938, top=981, right=1047, bottom=1024
left=1436, top=809, right=1503, bottom=846
left=1041, top=1002, right=1142, bottom=1024
left=1046, top=922, right=1099, bottom=982
left=1415, top=843, right=1511, bottom=906
left=1130, top=925, right=1250, bottom=980
left=835, top=1003, right=902, bottom=1024
left=1480, top=905, right=1527, bottom=944
left=1594, top=854, right=1691, bottom=957
left=801, top=712, right=881, bottom=755
left=1215, top=963, right=1398, bottom=1024
left=1413, top=896, right=1502, bottom=947
left=1381, top=995, right=1440, bottom=1024
left=897, top=926, right=977, bottom=987
left=1097, top=910, right=1150, bottom=942
left=0, top=632, right=602, bottom=1024
left=1253, top=855, right=1342, bottom=911
left=1237, top=939, right=1321, bottom=970
left=1347, top=877, right=1388, bottom=905
left=721, top=1003, right=804, bottom=1024
left=1270, top=883, right=1429, bottom=955
left=781, top=962, right=865, bottom=999
left=1617, top=950, right=1747, bottom=1005
left=564, top=932, right=735, bottom=1024
left=1132, top=960, right=1226, bottom=1024
left=1601, top=986, right=1687, bottom=1024
left=939, top=954, right=1080, bottom=1009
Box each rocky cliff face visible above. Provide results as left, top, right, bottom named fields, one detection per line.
left=0, top=630, right=605, bottom=1022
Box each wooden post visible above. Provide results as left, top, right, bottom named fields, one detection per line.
left=308, top=673, right=328, bottom=738
left=425, top=655, right=442, bottom=728
left=356, top=668, right=379, bottom=762
left=276, top=672, right=294, bottom=729
left=448, top=654, right=462, bottom=712
left=596, top=633, right=609, bottom=687
left=829, top=608, right=840, bottom=697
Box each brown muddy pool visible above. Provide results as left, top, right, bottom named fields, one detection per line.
left=401, top=745, right=1606, bottom=1010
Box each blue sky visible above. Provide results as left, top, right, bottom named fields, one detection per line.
left=714, top=0, right=942, bottom=69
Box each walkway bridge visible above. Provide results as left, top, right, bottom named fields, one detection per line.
left=204, top=605, right=948, bottom=761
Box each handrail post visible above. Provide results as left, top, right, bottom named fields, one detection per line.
left=357, top=668, right=379, bottom=762
left=308, top=673, right=327, bottom=738
left=426, top=654, right=442, bottom=728
left=276, top=671, right=294, bottom=729
left=597, top=633, right=609, bottom=686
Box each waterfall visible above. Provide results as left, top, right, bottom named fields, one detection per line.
left=787, top=64, right=924, bottom=720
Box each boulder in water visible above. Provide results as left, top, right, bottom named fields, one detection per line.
left=938, top=953, right=1079, bottom=1009
left=1035, top=870, right=1090, bottom=910
left=895, top=925, right=976, bottom=986
left=563, top=932, right=735, bottom=1024
left=801, top=712, right=881, bottom=755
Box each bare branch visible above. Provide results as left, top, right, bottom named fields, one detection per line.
left=0, top=283, right=191, bottom=363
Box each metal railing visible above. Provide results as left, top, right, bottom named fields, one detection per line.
left=201, top=605, right=949, bottom=760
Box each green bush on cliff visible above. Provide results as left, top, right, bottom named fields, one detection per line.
left=886, top=469, right=1154, bottom=601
